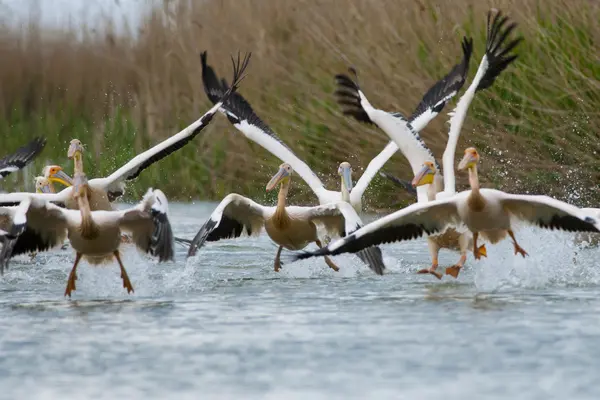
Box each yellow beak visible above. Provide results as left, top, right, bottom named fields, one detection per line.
left=48, top=170, right=74, bottom=187
left=458, top=153, right=478, bottom=170
left=266, top=167, right=289, bottom=191
left=411, top=164, right=435, bottom=187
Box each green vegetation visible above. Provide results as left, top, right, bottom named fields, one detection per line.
left=0, top=0, right=598, bottom=208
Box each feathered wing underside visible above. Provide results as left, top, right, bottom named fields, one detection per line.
left=333, top=69, right=374, bottom=124
left=477, top=10, right=522, bottom=92
left=0, top=191, right=70, bottom=207
left=201, top=52, right=330, bottom=202
left=293, top=200, right=460, bottom=261
left=334, top=68, right=437, bottom=176
left=442, top=10, right=521, bottom=195
left=500, top=193, right=600, bottom=233
left=0, top=199, right=68, bottom=273
left=408, top=36, right=473, bottom=131
left=343, top=38, right=471, bottom=201
left=95, top=52, right=251, bottom=193
left=306, top=202, right=387, bottom=275
left=119, top=189, right=174, bottom=262
left=0, top=137, right=46, bottom=179
left=186, top=194, right=267, bottom=257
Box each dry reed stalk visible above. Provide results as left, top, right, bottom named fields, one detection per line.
left=0, top=0, right=597, bottom=207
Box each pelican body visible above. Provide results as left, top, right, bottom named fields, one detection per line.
left=187, top=163, right=386, bottom=275
left=290, top=148, right=599, bottom=266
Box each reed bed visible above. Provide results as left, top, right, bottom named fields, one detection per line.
left=0, top=0, right=598, bottom=208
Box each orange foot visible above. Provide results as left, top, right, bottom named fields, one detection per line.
left=64, top=272, right=78, bottom=298
left=120, top=270, right=134, bottom=294
left=120, top=234, right=133, bottom=244
left=474, top=244, right=487, bottom=260
left=513, top=243, right=528, bottom=258
left=445, top=266, right=462, bottom=278
left=417, top=267, right=442, bottom=280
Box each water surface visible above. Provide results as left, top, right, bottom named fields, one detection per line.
left=1, top=202, right=599, bottom=400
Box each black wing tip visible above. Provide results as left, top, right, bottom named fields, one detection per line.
left=186, top=218, right=217, bottom=258
left=356, top=246, right=386, bottom=275
left=379, top=171, right=418, bottom=195
left=225, top=51, right=252, bottom=98
left=477, top=9, right=522, bottom=91
left=408, top=35, right=474, bottom=123
left=334, top=67, right=374, bottom=125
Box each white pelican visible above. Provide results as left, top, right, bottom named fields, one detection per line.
left=186, top=163, right=386, bottom=275
left=200, top=49, right=470, bottom=213
left=0, top=172, right=174, bottom=296
left=0, top=137, right=46, bottom=180
left=336, top=10, right=521, bottom=279
left=289, top=147, right=600, bottom=264
left=9, top=52, right=251, bottom=210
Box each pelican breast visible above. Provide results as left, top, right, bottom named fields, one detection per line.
left=264, top=207, right=318, bottom=251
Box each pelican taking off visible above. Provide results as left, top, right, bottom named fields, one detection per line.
left=335, top=9, right=521, bottom=279
left=200, top=49, right=470, bottom=213
left=289, top=147, right=599, bottom=264
left=0, top=174, right=174, bottom=296
left=17, top=53, right=251, bottom=211
left=186, top=163, right=386, bottom=275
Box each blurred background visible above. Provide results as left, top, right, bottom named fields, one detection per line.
left=0, top=0, right=598, bottom=208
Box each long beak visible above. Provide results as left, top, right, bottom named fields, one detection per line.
left=411, top=165, right=434, bottom=188
left=49, top=170, right=74, bottom=187
left=458, top=153, right=477, bottom=170
left=266, top=167, right=289, bottom=191
left=341, top=166, right=353, bottom=192
left=67, top=142, right=83, bottom=159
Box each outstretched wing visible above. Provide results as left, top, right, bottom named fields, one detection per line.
left=119, top=189, right=175, bottom=262
left=0, top=197, right=68, bottom=273
left=408, top=36, right=473, bottom=131
left=442, top=10, right=521, bottom=195
left=186, top=193, right=268, bottom=257
left=306, top=202, right=387, bottom=275
left=499, top=192, right=599, bottom=233
left=201, top=51, right=336, bottom=204
left=291, top=198, right=461, bottom=262
left=92, top=52, right=251, bottom=195
left=0, top=137, right=46, bottom=180
left=343, top=37, right=471, bottom=203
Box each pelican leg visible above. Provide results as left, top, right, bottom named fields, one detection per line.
left=113, top=251, right=134, bottom=294
left=508, top=230, right=528, bottom=257
left=120, top=234, right=132, bottom=244
left=473, top=232, right=487, bottom=260
left=446, top=233, right=469, bottom=278
left=418, top=238, right=442, bottom=279
left=274, top=245, right=284, bottom=272
left=64, top=252, right=83, bottom=298
left=315, top=240, right=339, bottom=272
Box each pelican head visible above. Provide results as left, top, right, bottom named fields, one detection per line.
left=43, top=165, right=73, bottom=187
left=67, top=139, right=84, bottom=159
left=458, top=147, right=480, bottom=170
left=34, top=176, right=54, bottom=194
left=411, top=161, right=437, bottom=187
left=266, top=163, right=293, bottom=191
left=338, top=161, right=353, bottom=192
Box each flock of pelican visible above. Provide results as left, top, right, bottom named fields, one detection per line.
left=0, top=10, right=598, bottom=297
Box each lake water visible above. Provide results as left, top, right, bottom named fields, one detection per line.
left=1, top=202, right=599, bottom=400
